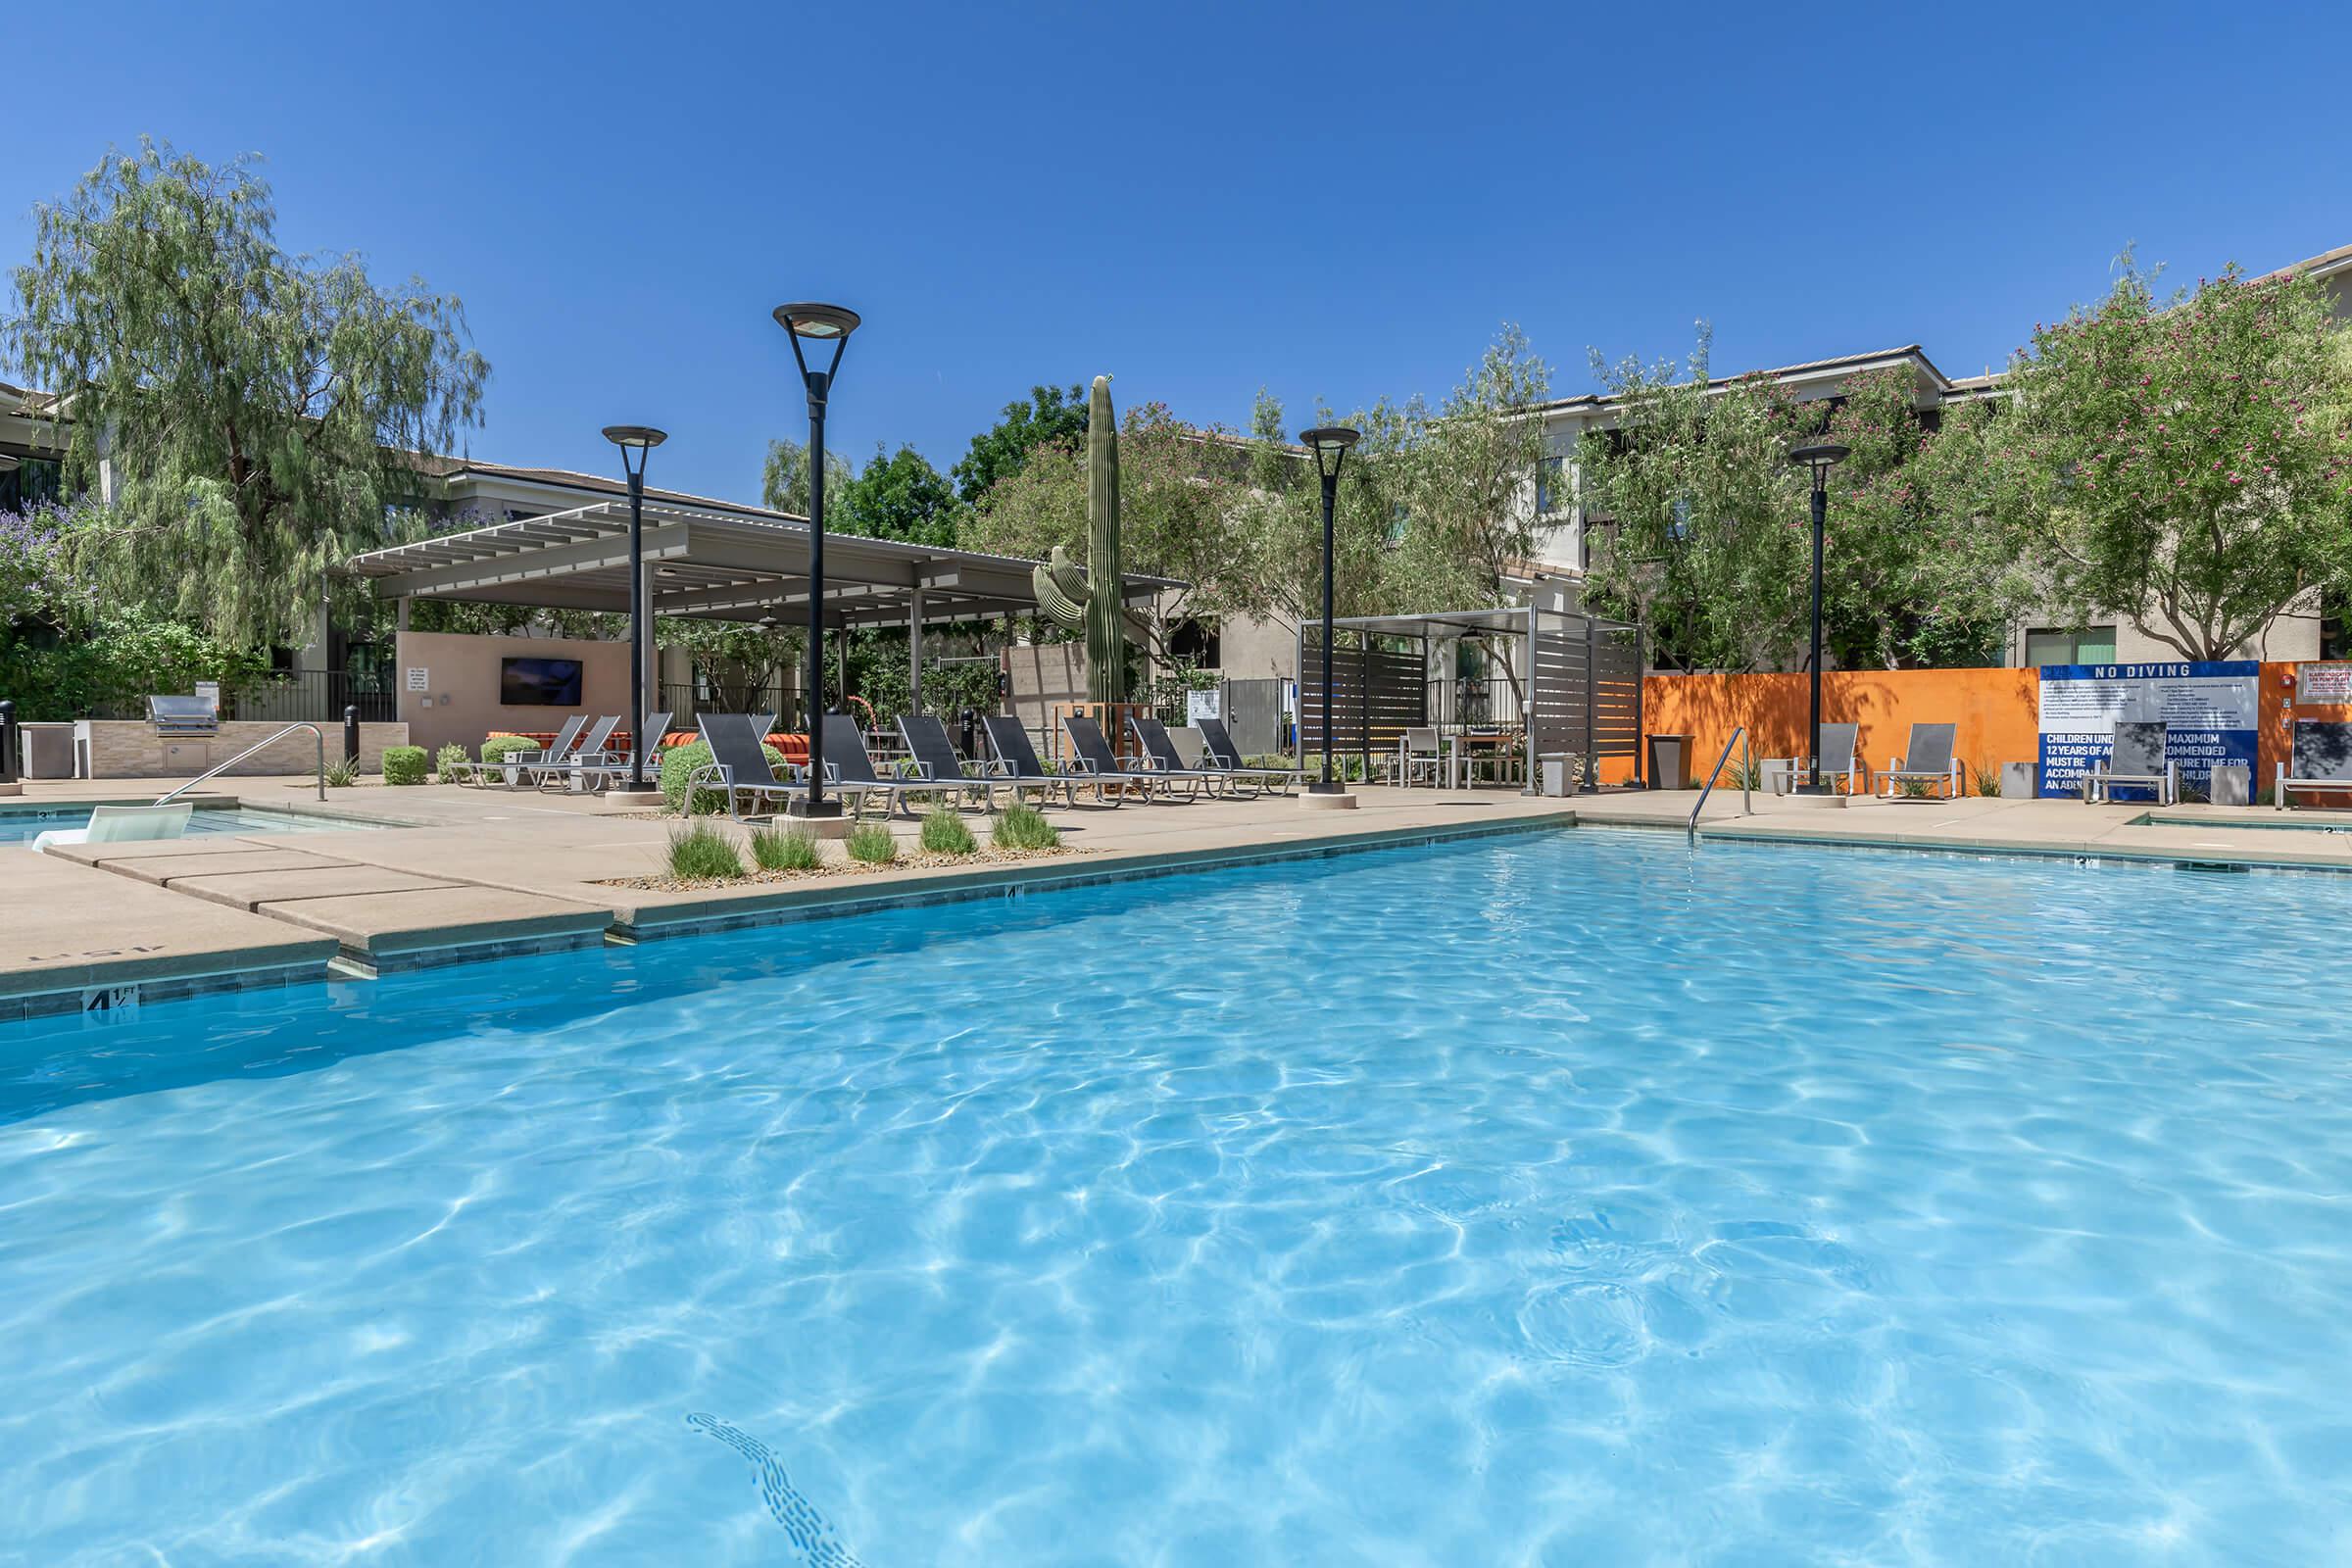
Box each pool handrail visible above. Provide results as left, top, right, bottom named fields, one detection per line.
left=1689, top=726, right=1752, bottom=839
left=154, top=721, right=327, bottom=806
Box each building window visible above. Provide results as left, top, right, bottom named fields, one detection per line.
left=1535, top=456, right=1570, bottom=516
left=0, top=454, right=64, bottom=514
left=2024, top=625, right=2118, bottom=666
left=1167, top=617, right=1220, bottom=669
left=2323, top=594, right=2350, bottom=662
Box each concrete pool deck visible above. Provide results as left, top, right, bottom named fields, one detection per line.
left=8, top=773, right=2352, bottom=1014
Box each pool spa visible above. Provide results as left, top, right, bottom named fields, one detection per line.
left=3, top=827, right=2346, bottom=1563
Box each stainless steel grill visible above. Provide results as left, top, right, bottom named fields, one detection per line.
left=146, top=695, right=220, bottom=738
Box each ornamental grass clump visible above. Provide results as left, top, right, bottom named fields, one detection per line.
left=918, top=808, right=977, bottom=855
left=845, top=822, right=898, bottom=865
left=434, top=743, right=470, bottom=783
left=748, top=822, right=822, bottom=871
left=322, top=756, right=361, bottom=788
left=992, top=802, right=1060, bottom=851
left=666, top=822, right=744, bottom=880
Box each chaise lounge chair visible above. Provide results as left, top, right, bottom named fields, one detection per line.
left=896, top=714, right=999, bottom=812
left=2276, top=719, right=2352, bottom=810
left=2084, top=720, right=2178, bottom=805
left=982, top=715, right=1118, bottom=808
left=574, top=710, right=673, bottom=792
left=1128, top=714, right=1252, bottom=798
left=1194, top=717, right=1310, bottom=795
left=682, top=713, right=805, bottom=820
left=1878, top=722, right=1964, bottom=800
left=1802, top=722, right=1868, bottom=796
left=521, top=715, right=620, bottom=790
left=30, top=802, right=194, bottom=853
left=1062, top=713, right=1185, bottom=802
left=473, top=714, right=588, bottom=788
left=820, top=713, right=970, bottom=819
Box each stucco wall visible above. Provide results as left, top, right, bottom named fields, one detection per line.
left=394, top=631, right=638, bottom=758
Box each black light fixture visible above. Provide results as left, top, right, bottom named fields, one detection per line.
left=1788, top=441, right=1849, bottom=795
left=772, top=302, right=860, bottom=817
left=602, top=424, right=667, bottom=793
left=1299, top=426, right=1361, bottom=795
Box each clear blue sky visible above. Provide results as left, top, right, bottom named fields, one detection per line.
left=8, top=1, right=2349, bottom=505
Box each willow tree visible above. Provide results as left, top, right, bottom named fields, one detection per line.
left=5, top=140, right=488, bottom=648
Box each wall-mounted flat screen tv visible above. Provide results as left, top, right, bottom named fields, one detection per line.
left=500, top=657, right=584, bottom=707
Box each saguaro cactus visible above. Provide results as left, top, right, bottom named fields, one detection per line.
left=1033, top=374, right=1128, bottom=704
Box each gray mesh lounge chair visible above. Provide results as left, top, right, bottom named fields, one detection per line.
left=2084, top=721, right=2178, bottom=805
left=484, top=714, right=588, bottom=788
left=683, top=713, right=803, bottom=819
left=1802, top=722, right=1867, bottom=795
left=1129, top=714, right=1252, bottom=798
left=1063, top=713, right=1184, bottom=802
left=982, top=715, right=1109, bottom=808
left=2277, top=719, right=2352, bottom=809
left=1196, top=717, right=1310, bottom=795
left=896, top=714, right=998, bottom=811
left=575, top=710, right=673, bottom=792
left=522, top=715, right=620, bottom=790
left=820, top=713, right=966, bottom=819
left=1878, top=722, right=1963, bottom=799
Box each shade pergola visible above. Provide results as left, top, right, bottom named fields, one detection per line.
left=344, top=498, right=1179, bottom=724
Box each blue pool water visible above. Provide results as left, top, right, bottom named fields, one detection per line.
left=4, top=827, right=2351, bottom=1564
left=0, top=805, right=381, bottom=845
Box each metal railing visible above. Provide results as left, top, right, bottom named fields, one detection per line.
left=154, top=722, right=327, bottom=806
left=1689, top=726, right=1752, bottom=839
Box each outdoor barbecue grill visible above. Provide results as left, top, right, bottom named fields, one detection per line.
left=146, top=695, right=220, bottom=738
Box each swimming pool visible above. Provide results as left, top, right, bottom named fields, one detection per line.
left=3, top=827, right=2348, bottom=1563
left=0, top=803, right=384, bottom=845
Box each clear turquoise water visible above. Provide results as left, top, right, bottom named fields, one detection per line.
left=3, top=827, right=2350, bottom=1565
left=0, top=805, right=381, bottom=845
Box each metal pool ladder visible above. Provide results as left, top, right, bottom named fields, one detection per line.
left=154, top=722, right=329, bottom=806
left=1689, top=726, right=1752, bottom=840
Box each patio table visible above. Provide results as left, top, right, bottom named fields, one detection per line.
left=1446, top=731, right=1523, bottom=790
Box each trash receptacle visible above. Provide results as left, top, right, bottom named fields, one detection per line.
left=1647, top=733, right=1693, bottom=790
left=20, top=722, right=76, bottom=780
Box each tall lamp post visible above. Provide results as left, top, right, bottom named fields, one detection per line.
left=772, top=302, right=860, bottom=817
left=1299, top=426, right=1361, bottom=795
left=1787, top=441, right=1849, bottom=794
left=601, top=424, right=667, bottom=794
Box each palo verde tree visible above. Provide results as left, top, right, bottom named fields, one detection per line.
left=1989, top=258, right=2352, bottom=660
left=759, top=435, right=853, bottom=515
left=4, top=140, right=489, bottom=649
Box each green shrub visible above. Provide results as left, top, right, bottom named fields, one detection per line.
left=918, top=808, right=977, bottom=855
left=478, top=734, right=542, bottom=770
left=845, top=822, right=899, bottom=864
left=1971, top=761, right=2002, bottom=798
left=993, top=802, right=1061, bottom=851
left=434, top=743, right=470, bottom=782
left=322, top=755, right=361, bottom=788
left=749, top=823, right=822, bottom=871
left=660, top=739, right=790, bottom=815
left=666, top=822, right=745, bottom=880
left=380, top=745, right=428, bottom=786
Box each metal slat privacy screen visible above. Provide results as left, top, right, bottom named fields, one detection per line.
left=1298, top=625, right=1428, bottom=765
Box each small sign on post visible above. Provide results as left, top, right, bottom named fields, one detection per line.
left=1185, top=688, right=1222, bottom=724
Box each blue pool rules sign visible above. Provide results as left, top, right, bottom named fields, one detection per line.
left=2035, top=661, right=2260, bottom=799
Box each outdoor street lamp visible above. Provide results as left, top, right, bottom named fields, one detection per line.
left=602, top=424, right=667, bottom=794
left=1299, top=426, right=1361, bottom=795
left=772, top=302, right=860, bottom=817
left=1788, top=441, right=1849, bottom=794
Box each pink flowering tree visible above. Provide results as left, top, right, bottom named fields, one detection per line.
left=1990, top=259, right=2352, bottom=660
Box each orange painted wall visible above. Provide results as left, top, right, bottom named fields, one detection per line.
left=1623, top=661, right=2348, bottom=789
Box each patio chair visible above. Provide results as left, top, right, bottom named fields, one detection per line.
left=485, top=714, right=588, bottom=788
left=30, top=802, right=194, bottom=853
left=2084, top=721, right=2178, bottom=806
left=1063, top=713, right=1188, bottom=802
left=575, top=710, right=673, bottom=792
left=982, top=715, right=1115, bottom=808
left=682, top=713, right=804, bottom=820
left=895, top=713, right=998, bottom=812
left=1128, top=714, right=1252, bottom=798
left=819, top=713, right=969, bottom=819
left=521, top=715, right=620, bottom=790
left=2276, top=719, right=2352, bottom=809
left=1878, top=722, right=1964, bottom=799
left=1194, top=717, right=1310, bottom=795
left=1796, top=722, right=1866, bottom=795
left=1398, top=726, right=1443, bottom=788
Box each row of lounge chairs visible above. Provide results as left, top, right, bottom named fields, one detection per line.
left=684, top=711, right=1312, bottom=821
left=1806, top=718, right=2352, bottom=808
left=447, top=711, right=673, bottom=791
